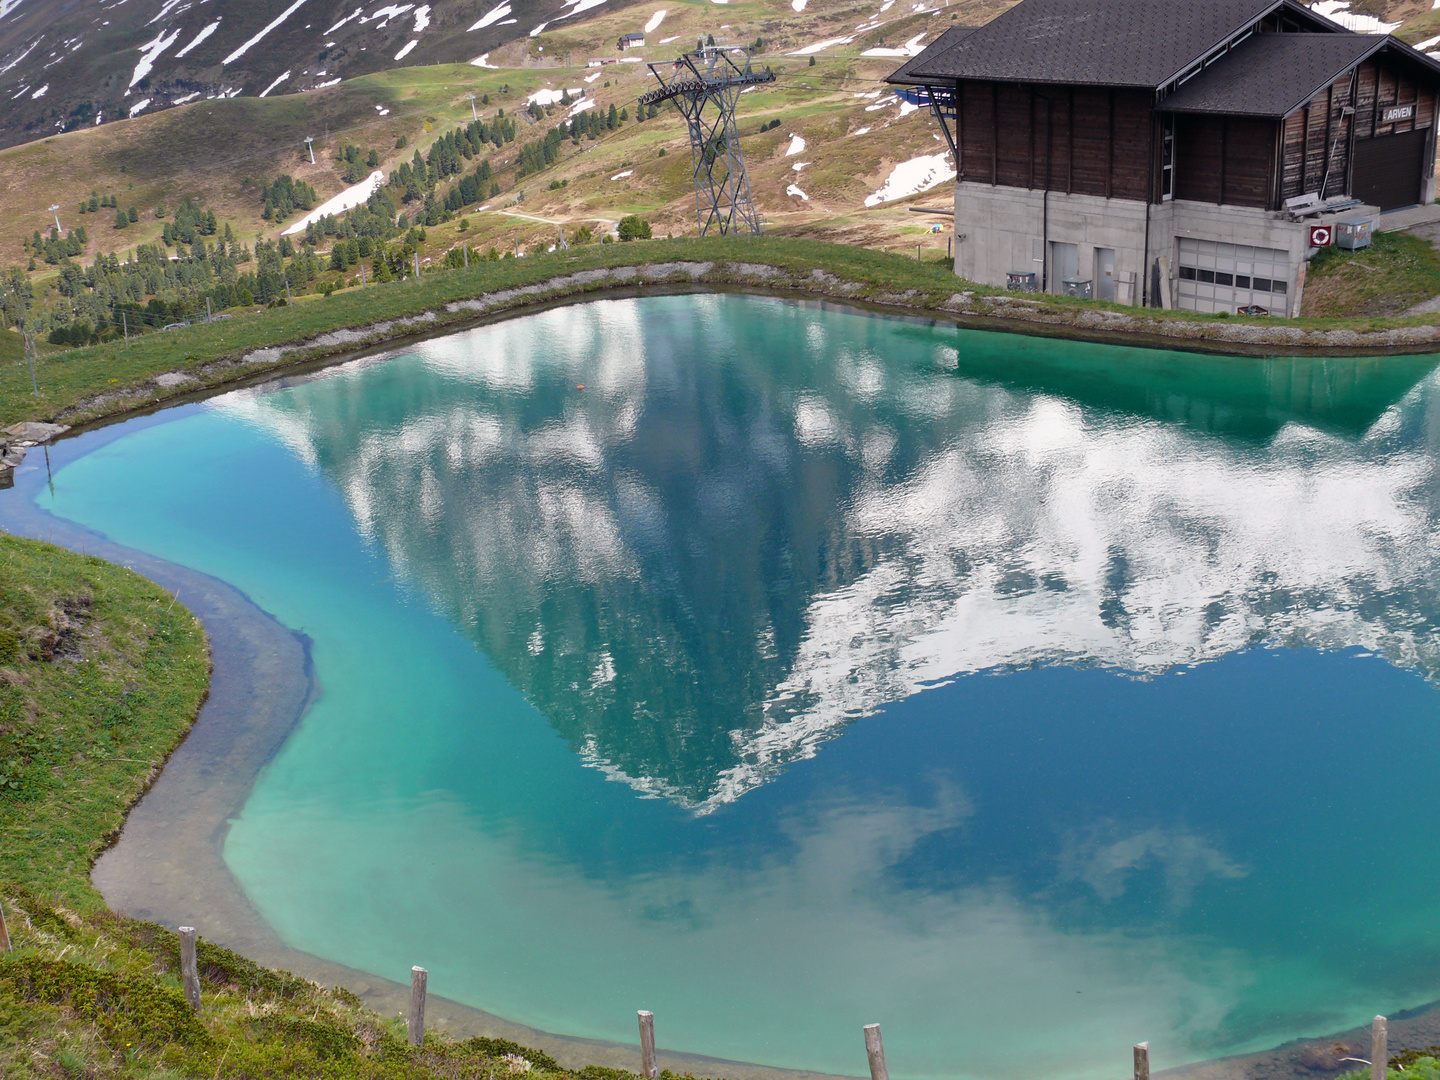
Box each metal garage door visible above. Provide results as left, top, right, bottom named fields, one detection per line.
left=1175, top=239, right=1290, bottom=315
left=1352, top=130, right=1427, bottom=211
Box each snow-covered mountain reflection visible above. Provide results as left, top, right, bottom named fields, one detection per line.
left=221, top=295, right=1440, bottom=810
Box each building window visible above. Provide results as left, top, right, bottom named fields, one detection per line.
left=1161, top=115, right=1175, bottom=201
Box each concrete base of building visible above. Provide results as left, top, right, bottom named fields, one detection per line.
left=951, top=181, right=1381, bottom=317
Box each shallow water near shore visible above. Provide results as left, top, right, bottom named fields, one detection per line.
left=28, top=294, right=1440, bottom=1079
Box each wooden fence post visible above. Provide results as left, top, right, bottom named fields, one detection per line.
left=638, top=1010, right=658, bottom=1079
left=0, top=898, right=10, bottom=952
left=1372, top=1016, right=1388, bottom=1080
left=178, top=926, right=201, bottom=1010
left=1134, top=1042, right=1149, bottom=1080
left=409, top=966, right=428, bottom=1047
left=863, top=1024, right=889, bottom=1080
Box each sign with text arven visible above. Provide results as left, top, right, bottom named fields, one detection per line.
left=1382, top=103, right=1416, bottom=123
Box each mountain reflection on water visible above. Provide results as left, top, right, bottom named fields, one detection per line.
left=41, top=293, right=1440, bottom=1078
left=225, top=296, right=1440, bottom=810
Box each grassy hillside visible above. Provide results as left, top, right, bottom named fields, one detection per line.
left=8, top=0, right=1435, bottom=333
left=0, top=0, right=1004, bottom=280
left=3, top=0, right=1436, bottom=280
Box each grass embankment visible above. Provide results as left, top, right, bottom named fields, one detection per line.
left=0, top=533, right=209, bottom=903
left=0, top=237, right=957, bottom=429
left=11, top=235, right=1440, bottom=432
left=1301, top=231, right=1440, bottom=318
left=0, top=532, right=674, bottom=1079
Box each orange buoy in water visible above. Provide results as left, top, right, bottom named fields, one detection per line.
left=577, top=384, right=585, bottom=390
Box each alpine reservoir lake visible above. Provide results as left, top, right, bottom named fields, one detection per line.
left=22, top=293, right=1440, bottom=1080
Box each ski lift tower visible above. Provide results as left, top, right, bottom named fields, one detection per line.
left=639, top=46, right=774, bottom=236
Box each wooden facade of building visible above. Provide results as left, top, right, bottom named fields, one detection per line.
left=892, top=0, right=1440, bottom=216
left=1277, top=60, right=1440, bottom=209
left=951, top=84, right=1153, bottom=200
left=935, top=53, right=1440, bottom=214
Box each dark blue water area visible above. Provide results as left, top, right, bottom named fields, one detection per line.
left=449, top=639, right=1440, bottom=1020
left=444, top=640, right=1433, bottom=923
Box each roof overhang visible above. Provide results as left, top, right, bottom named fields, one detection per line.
left=888, top=0, right=1397, bottom=94
left=1158, top=33, right=1440, bottom=119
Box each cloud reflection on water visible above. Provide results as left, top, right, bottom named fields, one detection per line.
left=52, top=294, right=1430, bottom=1077
left=219, top=297, right=1440, bottom=811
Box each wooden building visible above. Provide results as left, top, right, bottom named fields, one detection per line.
left=888, top=0, right=1440, bottom=315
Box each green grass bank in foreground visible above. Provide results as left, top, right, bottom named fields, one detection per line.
left=0, top=532, right=690, bottom=1079
left=0, top=532, right=209, bottom=906
left=8, top=236, right=1440, bottom=432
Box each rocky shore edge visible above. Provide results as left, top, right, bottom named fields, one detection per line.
left=25, top=258, right=1440, bottom=436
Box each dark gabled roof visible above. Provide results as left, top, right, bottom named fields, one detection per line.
left=894, top=0, right=1341, bottom=89
left=1159, top=32, right=1440, bottom=115
left=887, top=25, right=977, bottom=86
left=1157, top=33, right=1384, bottom=116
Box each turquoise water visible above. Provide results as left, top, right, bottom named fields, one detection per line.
left=28, top=294, right=1440, bottom=1079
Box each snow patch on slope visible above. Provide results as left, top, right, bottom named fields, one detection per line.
left=1311, top=0, right=1400, bottom=33
left=325, top=6, right=362, bottom=33
left=528, top=85, right=581, bottom=105
left=283, top=170, right=384, bottom=235
left=558, top=0, right=607, bottom=19
left=364, top=4, right=413, bottom=27
left=129, top=27, right=179, bottom=88
left=864, top=154, right=955, bottom=207
left=223, top=0, right=308, bottom=64
left=863, top=32, right=927, bottom=56
left=258, top=68, right=290, bottom=96
left=0, top=37, right=42, bottom=74
left=791, top=35, right=854, bottom=55
left=175, top=18, right=219, bottom=57
left=469, top=0, right=509, bottom=28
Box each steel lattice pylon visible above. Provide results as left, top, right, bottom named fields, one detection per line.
left=640, top=47, right=775, bottom=236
